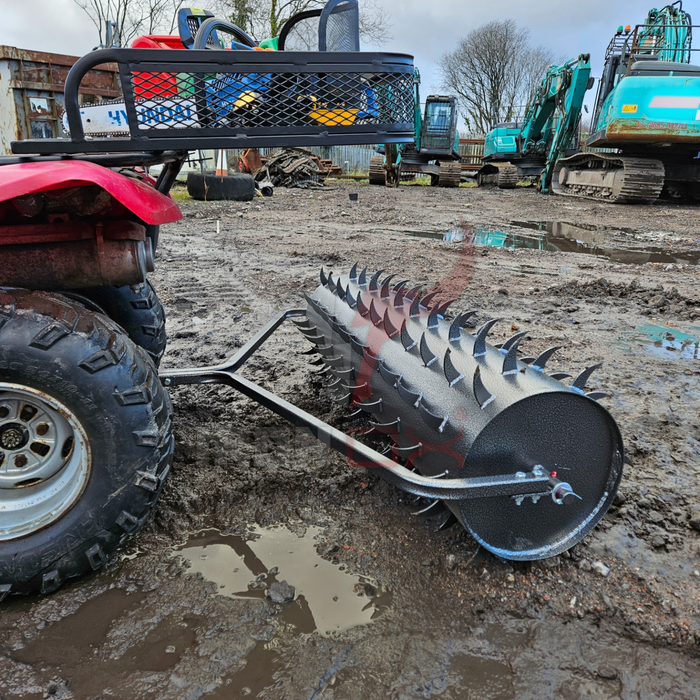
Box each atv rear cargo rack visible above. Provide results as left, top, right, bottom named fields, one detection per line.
left=11, top=48, right=415, bottom=155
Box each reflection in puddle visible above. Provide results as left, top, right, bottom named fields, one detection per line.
left=636, top=324, right=700, bottom=360
left=409, top=221, right=700, bottom=266
left=172, top=525, right=392, bottom=637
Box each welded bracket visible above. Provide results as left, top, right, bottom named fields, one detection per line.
left=159, top=308, right=573, bottom=502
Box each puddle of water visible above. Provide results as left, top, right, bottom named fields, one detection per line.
left=612, top=324, right=700, bottom=360
left=172, top=525, right=392, bottom=637
left=408, top=222, right=700, bottom=266
left=636, top=324, right=700, bottom=360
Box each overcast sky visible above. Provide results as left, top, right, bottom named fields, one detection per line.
left=0, top=0, right=690, bottom=117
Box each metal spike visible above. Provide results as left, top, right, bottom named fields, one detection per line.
left=379, top=361, right=401, bottom=386
left=520, top=357, right=536, bottom=365
left=435, top=298, right=458, bottom=316
left=501, top=331, right=527, bottom=354
left=405, top=286, right=421, bottom=301
left=300, top=348, right=320, bottom=356
left=396, top=379, right=422, bottom=407
left=345, top=286, right=357, bottom=308
left=427, top=308, right=440, bottom=329
left=343, top=382, right=368, bottom=392
left=336, top=326, right=351, bottom=343
left=303, top=291, right=318, bottom=309
left=336, top=280, right=347, bottom=301
left=586, top=391, right=609, bottom=400
left=313, top=365, right=331, bottom=375
left=315, top=344, right=338, bottom=357
left=549, top=372, right=572, bottom=381
left=420, top=291, right=438, bottom=310
left=309, top=357, right=325, bottom=366
left=369, top=417, right=400, bottom=433
left=349, top=262, right=359, bottom=281
left=335, top=392, right=352, bottom=403
left=380, top=274, right=397, bottom=299
left=400, top=320, right=417, bottom=352
left=357, top=291, right=370, bottom=318
left=443, top=348, right=464, bottom=387
left=327, top=272, right=337, bottom=293
left=448, top=311, right=475, bottom=343
left=413, top=499, right=446, bottom=517
left=409, top=293, right=422, bottom=318
left=368, top=269, right=385, bottom=293
left=394, top=284, right=408, bottom=309
left=355, top=398, right=383, bottom=414
left=473, top=366, right=495, bottom=408
left=363, top=347, right=379, bottom=362
left=350, top=336, right=365, bottom=355
left=393, top=442, right=422, bottom=455
left=420, top=333, right=438, bottom=367
left=305, top=334, right=326, bottom=344
left=334, top=367, right=355, bottom=378
left=502, top=337, right=523, bottom=375
left=532, top=346, right=561, bottom=371
left=393, top=280, right=409, bottom=293
left=320, top=268, right=328, bottom=286
left=327, top=377, right=344, bottom=391
left=383, top=309, right=399, bottom=338
left=324, top=356, right=345, bottom=368
left=358, top=267, right=368, bottom=287
left=369, top=299, right=383, bottom=327
left=438, top=513, right=459, bottom=531
left=298, top=325, right=320, bottom=338
left=572, top=363, right=603, bottom=392
left=419, top=402, right=447, bottom=432
left=292, top=317, right=312, bottom=329
left=473, top=319, right=500, bottom=357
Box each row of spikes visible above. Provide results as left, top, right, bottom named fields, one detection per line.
left=312, top=267, right=608, bottom=403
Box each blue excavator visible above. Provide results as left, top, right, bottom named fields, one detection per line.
left=553, top=1, right=700, bottom=203
left=477, top=54, right=593, bottom=191
left=368, top=69, right=462, bottom=187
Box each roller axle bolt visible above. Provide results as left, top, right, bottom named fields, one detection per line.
left=552, top=482, right=582, bottom=506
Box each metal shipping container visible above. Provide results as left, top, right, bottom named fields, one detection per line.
left=0, top=45, right=120, bottom=154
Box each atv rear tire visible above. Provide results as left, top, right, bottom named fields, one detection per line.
left=64, top=281, right=167, bottom=366
left=0, top=289, right=174, bottom=598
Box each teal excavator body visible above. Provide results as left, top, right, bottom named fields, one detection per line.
left=478, top=54, right=593, bottom=191
left=554, top=2, right=700, bottom=202
left=369, top=68, right=462, bottom=187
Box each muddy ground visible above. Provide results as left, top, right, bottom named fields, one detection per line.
left=2, top=180, right=700, bottom=699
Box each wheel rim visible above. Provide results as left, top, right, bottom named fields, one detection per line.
left=0, top=383, right=92, bottom=540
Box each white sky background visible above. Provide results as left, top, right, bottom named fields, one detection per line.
left=0, top=0, right=693, bottom=124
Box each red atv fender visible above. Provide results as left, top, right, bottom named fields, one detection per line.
left=0, top=161, right=182, bottom=225
left=0, top=161, right=182, bottom=289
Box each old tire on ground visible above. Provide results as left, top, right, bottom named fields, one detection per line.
left=0, top=289, right=174, bottom=598
left=63, top=280, right=167, bottom=367
left=186, top=171, right=256, bottom=201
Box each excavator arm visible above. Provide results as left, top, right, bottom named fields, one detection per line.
left=517, top=54, right=592, bottom=192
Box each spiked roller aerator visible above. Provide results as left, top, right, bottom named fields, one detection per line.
left=298, top=265, right=624, bottom=560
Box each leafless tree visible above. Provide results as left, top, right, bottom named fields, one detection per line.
left=438, top=20, right=555, bottom=134
left=213, top=0, right=390, bottom=46
left=74, top=0, right=186, bottom=47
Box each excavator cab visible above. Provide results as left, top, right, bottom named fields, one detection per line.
left=419, top=96, right=459, bottom=158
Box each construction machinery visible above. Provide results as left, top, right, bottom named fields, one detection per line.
left=0, top=1, right=623, bottom=599
left=369, top=70, right=462, bottom=187
left=554, top=2, right=700, bottom=203
left=477, top=54, right=593, bottom=191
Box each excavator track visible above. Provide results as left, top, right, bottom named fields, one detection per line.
left=552, top=153, right=665, bottom=204
left=437, top=160, right=462, bottom=188
left=368, top=155, right=386, bottom=185
left=497, top=165, right=518, bottom=189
